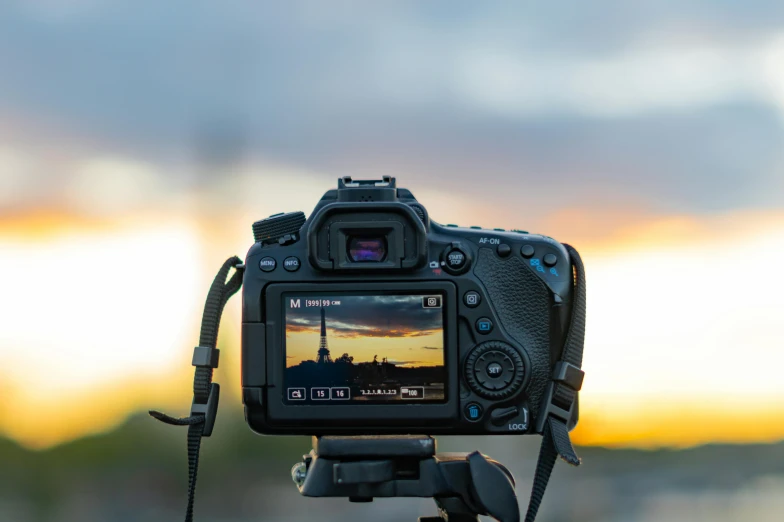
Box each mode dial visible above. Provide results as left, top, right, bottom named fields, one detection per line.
left=252, top=211, right=306, bottom=244
left=464, top=341, right=525, bottom=400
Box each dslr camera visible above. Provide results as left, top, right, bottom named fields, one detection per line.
left=241, top=176, right=580, bottom=436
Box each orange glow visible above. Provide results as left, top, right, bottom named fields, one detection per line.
left=572, top=396, right=784, bottom=448
left=2, top=208, right=784, bottom=449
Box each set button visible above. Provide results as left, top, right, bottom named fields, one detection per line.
left=486, top=362, right=503, bottom=378
left=474, top=351, right=515, bottom=391
left=259, top=257, right=277, bottom=272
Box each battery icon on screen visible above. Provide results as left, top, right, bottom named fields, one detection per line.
left=422, top=296, right=442, bottom=308
left=400, top=387, right=425, bottom=399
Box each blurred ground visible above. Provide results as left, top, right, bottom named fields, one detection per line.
left=2, top=407, right=783, bottom=522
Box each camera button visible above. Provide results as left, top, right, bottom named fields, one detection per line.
left=486, top=362, right=503, bottom=378
left=463, top=291, right=481, bottom=308
left=475, top=318, right=494, bottom=334
left=445, top=248, right=467, bottom=270
left=283, top=256, right=301, bottom=272
left=464, top=402, right=484, bottom=422
left=490, top=406, right=519, bottom=426
left=543, top=253, right=558, bottom=267
left=520, top=244, right=535, bottom=258
left=259, top=257, right=277, bottom=272
left=496, top=244, right=512, bottom=257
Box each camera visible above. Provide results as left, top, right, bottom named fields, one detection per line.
left=241, top=176, right=579, bottom=436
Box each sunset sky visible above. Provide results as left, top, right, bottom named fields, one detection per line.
left=1, top=1, right=784, bottom=450
left=285, top=295, right=445, bottom=367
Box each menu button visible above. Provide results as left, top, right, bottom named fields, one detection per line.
left=259, top=257, right=277, bottom=272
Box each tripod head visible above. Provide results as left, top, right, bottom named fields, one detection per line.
left=291, top=435, right=520, bottom=522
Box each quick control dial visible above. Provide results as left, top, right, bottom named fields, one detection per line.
left=464, top=341, right=525, bottom=400
left=252, top=211, right=306, bottom=244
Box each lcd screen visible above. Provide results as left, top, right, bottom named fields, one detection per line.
left=283, top=293, right=446, bottom=404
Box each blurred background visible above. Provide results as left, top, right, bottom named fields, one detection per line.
left=1, top=1, right=784, bottom=521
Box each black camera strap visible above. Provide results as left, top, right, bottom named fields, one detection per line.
left=148, top=247, right=585, bottom=522
left=149, top=256, right=245, bottom=522
left=523, top=244, right=586, bottom=522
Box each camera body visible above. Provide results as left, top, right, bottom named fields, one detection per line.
left=241, top=177, right=577, bottom=436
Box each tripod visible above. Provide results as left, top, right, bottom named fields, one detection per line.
left=290, top=435, right=520, bottom=522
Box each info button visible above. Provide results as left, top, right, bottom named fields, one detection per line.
left=283, top=256, right=301, bottom=272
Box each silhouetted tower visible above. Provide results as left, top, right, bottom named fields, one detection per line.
left=317, top=307, right=332, bottom=364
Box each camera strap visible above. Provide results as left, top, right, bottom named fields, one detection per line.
left=149, top=256, right=245, bottom=522
left=147, top=247, right=585, bottom=522
left=523, top=244, right=586, bottom=522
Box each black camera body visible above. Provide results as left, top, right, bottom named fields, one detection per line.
left=241, top=177, right=578, bottom=436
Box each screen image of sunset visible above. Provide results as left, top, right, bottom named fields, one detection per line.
left=284, top=294, right=446, bottom=402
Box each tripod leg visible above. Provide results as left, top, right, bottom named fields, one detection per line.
left=424, top=498, right=480, bottom=522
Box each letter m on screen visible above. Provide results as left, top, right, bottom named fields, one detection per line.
left=290, top=299, right=301, bottom=308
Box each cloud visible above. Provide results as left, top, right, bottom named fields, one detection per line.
left=386, top=360, right=426, bottom=367
left=1, top=1, right=783, bottom=219
left=286, top=295, right=444, bottom=338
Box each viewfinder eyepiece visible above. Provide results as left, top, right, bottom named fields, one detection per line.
left=347, top=236, right=387, bottom=262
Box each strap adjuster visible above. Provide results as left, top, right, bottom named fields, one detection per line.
left=192, top=346, right=220, bottom=368
left=552, top=361, right=584, bottom=391
left=535, top=381, right=576, bottom=433
left=535, top=361, right=583, bottom=434
left=191, top=383, right=220, bottom=437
